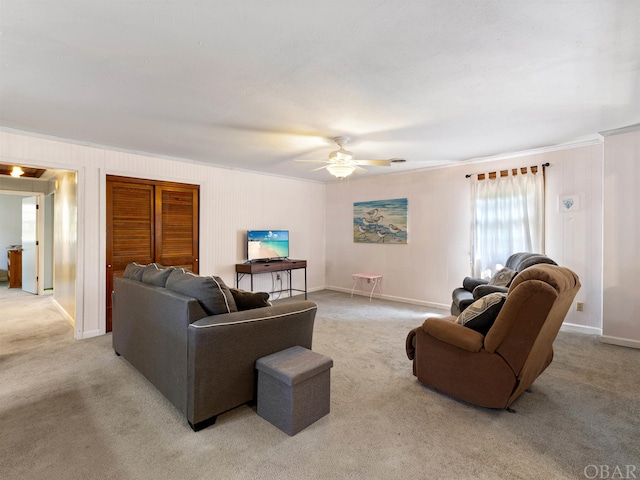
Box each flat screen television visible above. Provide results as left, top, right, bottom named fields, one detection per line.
left=247, top=230, right=289, bottom=262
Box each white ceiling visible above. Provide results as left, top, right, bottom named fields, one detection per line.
left=1, top=1, right=639, bottom=181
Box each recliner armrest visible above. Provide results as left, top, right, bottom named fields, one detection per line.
left=472, top=284, right=508, bottom=300
left=462, top=277, right=489, bottom=292
left=421, top=316, right=484, bottom=352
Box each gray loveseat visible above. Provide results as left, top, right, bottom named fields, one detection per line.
left=112, top=263, right=318, bottom=431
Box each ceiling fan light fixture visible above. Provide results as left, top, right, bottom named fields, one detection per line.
left=327, top=163, right=355, bottom=179
left=295, top=135, right=398, bottom=178
left=10, top=166, right=25, bottom=177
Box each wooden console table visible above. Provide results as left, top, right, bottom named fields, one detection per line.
left=235, top=259, right=307, bottom=299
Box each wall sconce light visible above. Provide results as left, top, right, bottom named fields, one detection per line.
left=10, top=166, right=25, bottom=177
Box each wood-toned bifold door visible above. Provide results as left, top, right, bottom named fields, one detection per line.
left=106, top=176, right=199, bottom=332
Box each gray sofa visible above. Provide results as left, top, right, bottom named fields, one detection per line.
left=451, top=252, right=557, bottom=315
left=112, top=263, right=318, bottom=431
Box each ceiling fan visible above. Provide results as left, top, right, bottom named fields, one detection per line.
left=295, top=136, right=406, bottom=179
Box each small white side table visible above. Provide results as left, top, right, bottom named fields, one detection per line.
left=351, top=273, right=383, bottom=302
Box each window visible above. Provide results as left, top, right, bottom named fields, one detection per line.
left=471, top=168, right=544, bottom=278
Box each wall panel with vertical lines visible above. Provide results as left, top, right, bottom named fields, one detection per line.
left=0, top=130, right=326, bottom=338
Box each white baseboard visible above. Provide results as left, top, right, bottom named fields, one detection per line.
left=80, top=329, right=102, bottom=339
left=52, top=298, right=73, bottom=322
left=325, top=286, right=450, bottom=311
left=270, top=286, right=324, bottom=300
left=560, top=322, right=602, bottom=336
left=325, top=285, right=362, bottom=296
left=558, top=324, right=640, bottom=350
left=600, top=335, right=640, bottom=349
left=51, top=299, right=102, bottom=340
left=52, top=298, right=75, bottom=329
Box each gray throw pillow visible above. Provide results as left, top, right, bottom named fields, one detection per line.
left=123, top=262, right=145, bottom=281
left=488, top=267, right=516, bottom=287
left=230, top=288, right=271, bottom=311
left=166, top=269, right=238, bottom=315
left=141, top=263, right=174, bottom=287
left=457, top=292, right=507, bottom=335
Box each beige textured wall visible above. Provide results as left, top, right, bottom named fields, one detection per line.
left=52, top=171, right=78, bottom=323
left=325, top=141, right=604, bottom=331
left=325, top=164, right=468, bottom=310
left=3, top=127, right=635, bottom=341
left=603, top=129, right=640, bottom=347
left=0, top=130, right=326, bottom=338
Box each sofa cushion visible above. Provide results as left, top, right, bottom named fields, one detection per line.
left=488, top=267, right=516, bottom=287
left=166, top=269, right=238, bottom=315
left=123, top=262, right=146, bottom=281
left=142, top=263, right=174, bottom=287
left=462, top=276, right=489, bottom=292
left=456, top=292, right=507, bottom=335
left=473, top=284, right=508, bottom=300
left=230, top=288, right=271, bottom=311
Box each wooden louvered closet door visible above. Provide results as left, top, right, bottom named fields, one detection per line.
left=155, top=185, right=199, bottom=271
left=106, top=176, right=199, bottom=332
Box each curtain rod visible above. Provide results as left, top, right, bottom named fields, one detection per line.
left=465, top=163, right=550, bottom=179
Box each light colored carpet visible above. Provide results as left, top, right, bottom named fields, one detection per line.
left=1, top=286, right=639, bottom=479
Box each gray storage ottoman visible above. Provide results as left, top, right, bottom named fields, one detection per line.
left=256, top=346, right=333, bottom=435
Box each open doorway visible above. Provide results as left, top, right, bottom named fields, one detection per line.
left=0, top=165, right=78, bottom=335
left=0, top=191, right=50, bottom=295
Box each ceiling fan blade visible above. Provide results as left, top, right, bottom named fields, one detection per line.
left=352, top=159, right=392, bottom=166
left=311, top=165, right=329, bottom=172
left=294, top=159, right=331, bottom=164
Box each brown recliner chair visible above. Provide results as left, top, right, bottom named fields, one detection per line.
left=406, top=264, right=580, bottom=409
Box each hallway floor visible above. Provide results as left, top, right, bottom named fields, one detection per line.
left=0, top=281, right=73, bottom=355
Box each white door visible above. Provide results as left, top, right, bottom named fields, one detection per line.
left=22, top=196, right=38, bottom=294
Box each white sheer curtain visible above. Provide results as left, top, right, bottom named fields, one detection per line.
left=471, top=168, right=544, bottom=278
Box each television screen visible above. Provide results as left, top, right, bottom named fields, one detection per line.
left=247, top=230, right=289, bottom=262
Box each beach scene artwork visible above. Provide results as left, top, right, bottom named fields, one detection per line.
left=353, top=198, right=408, bottom=244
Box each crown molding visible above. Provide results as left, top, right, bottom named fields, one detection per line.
left=599, top=124, right=640, bottom=137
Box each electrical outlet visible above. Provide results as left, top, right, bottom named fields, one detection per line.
left=576, top=301, right=584, bottom=312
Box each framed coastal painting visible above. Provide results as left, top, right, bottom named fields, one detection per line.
left=353, top=198, right=408, bottom=244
